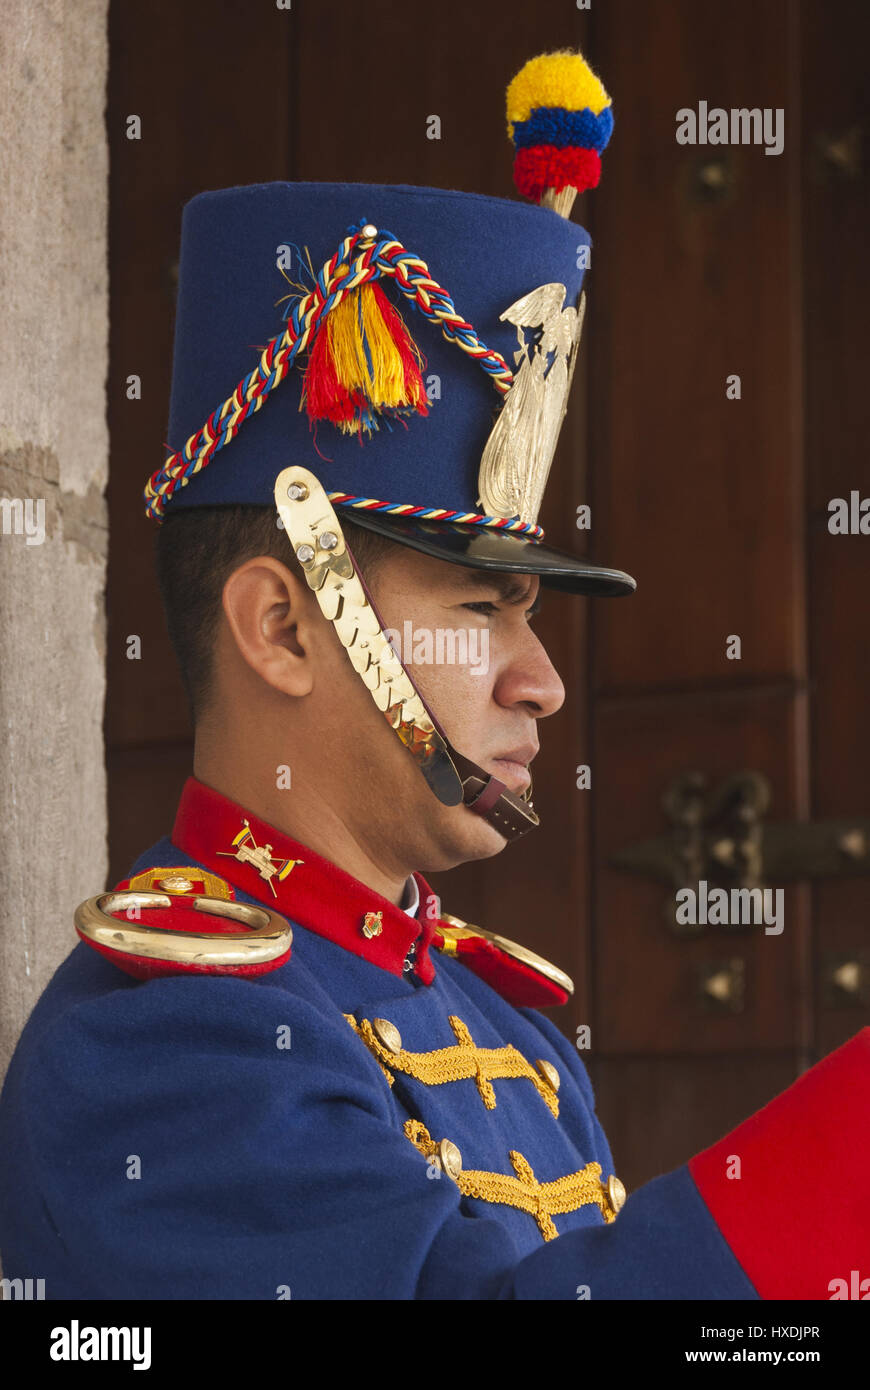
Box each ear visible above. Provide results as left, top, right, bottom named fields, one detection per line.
left=220, top=556, right=317, bottom=697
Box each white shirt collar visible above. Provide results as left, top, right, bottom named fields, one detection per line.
left=399, top=873, right=420, bottom=918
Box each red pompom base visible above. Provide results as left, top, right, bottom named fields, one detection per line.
left=513, top=146, right=601, bottom=202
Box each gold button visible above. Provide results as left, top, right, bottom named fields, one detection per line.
left=607, top=1175, right=626, bottom=1213
left=372, top=1018, right=403, bottom=1054
left=535, top=1058, right=560, bottom=1093
left=438, top=1139, right=462, bottom=1181
left=157, top=875, right=194, bottom=893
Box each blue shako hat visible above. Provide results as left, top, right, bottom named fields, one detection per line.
left=148, top=180, right=633, bottom=596
left=145, top=48, right=635, bottom=598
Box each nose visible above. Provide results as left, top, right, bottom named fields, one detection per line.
left=493, top=623, right=565, bottom=719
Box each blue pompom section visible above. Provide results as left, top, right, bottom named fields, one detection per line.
left=511, top=105, right=614, bottom=153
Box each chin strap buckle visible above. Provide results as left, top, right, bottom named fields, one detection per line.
left=454, top=758, right=539, bottom=841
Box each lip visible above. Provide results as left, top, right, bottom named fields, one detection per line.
left=491, top=759, right=531, bottom=791
left=495, top=745, right=539, bottom=766
left=490, top=744, right=538, bottom=793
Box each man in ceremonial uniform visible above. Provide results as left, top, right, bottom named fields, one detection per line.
left=0, top=50, right=868, bottom=1301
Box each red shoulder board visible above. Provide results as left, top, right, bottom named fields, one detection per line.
left=432, top=912, right=572, bottom=1008
left=73, top=866, right=293, bottom=981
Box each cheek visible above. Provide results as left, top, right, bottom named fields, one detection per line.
left=407, top=644, right=495, bottom=742
left=315, top=629, right=381, bottom=731
left=367, top=592, right=495, bottom=732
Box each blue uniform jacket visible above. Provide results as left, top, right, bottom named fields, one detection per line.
left=0, top=780, right=764, bottom=1300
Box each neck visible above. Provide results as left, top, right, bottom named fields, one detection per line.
left=193, top=741, right=412, bottom=909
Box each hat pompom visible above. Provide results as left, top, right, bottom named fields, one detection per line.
left=506, top=49, right=613, bottom=217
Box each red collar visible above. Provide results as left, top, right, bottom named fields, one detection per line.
left=171, top=777, right=437, bottom=983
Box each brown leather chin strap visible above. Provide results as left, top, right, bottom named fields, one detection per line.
left=450, top=748, right=539, bottom=841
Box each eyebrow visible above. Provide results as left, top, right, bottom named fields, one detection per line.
left=450, top=568, right=542, bottom=613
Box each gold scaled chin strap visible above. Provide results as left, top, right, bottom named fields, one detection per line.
left=275, top=466, right=539, bottom=842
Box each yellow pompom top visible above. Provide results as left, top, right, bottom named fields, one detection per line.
left=506, top=49, right=611, bottom=128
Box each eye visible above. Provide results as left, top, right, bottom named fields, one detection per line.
left=462, top=599, right=541, bottom=622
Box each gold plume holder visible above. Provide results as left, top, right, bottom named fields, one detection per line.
left=540, top=186, right=578, bottom=219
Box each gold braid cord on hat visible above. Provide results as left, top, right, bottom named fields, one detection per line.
left=275, top=467, right=539, bottom=842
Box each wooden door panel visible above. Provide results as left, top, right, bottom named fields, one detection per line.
left=108, top=744, right=192, bottom=885
left=802, top=0, right=870, bottom=1058
left=591, top=1053, right=798, bottom=1193
left=594, top=686, right=810, bottom=1053
left=591, top=0, right=801, bottom=694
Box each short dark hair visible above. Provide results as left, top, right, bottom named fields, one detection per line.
left=154, top=504, right=395, bottom=724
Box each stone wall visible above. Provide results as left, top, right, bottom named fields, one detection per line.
left=0, top=0, right=109, bottom=1089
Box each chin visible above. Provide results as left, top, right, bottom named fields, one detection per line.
left=417, top=802, right=512, bottom=873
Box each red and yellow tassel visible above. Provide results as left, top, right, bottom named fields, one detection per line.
left=301, top=282, right=429, bottom=438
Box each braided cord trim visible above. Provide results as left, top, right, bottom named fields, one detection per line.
left=328, top=493, right=544, bottom=537
left=349, top=1014, right=559, bottom=1116
left=144, top=224, right=516, bottom=522
left=343, top=1013, right=395, bottom=1087
left=404, top=1120, right=617, bottom=1241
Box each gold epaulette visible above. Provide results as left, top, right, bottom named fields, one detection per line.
left=73, top=866, right=293, bottom=977
left=435, top=911, right=574, bottom=999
